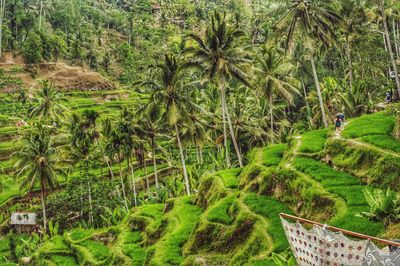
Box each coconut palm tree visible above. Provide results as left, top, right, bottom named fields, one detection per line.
left=378, top=0, right=400, bottom=98
left=29, top=80, right=67, bottom=123
left=68, top=110, right=100, bottom=226
left=185, top=12, right=252, bottom=167
left=336, top=0, right=368, bottom=90
left=139, top=54, right=193, bottom=196
left=0, top=0, right=5, bottom=59
left=136, top=103, right=165, bottom=189
left=13, top=124, right=60, bottom=232
left=275, top=0, right=341, bottom=128
left=115, top=107, right=139, bottom=207
left=105, top=128, right=129, bottom=210
left=255, top=46, right=300, bottom=142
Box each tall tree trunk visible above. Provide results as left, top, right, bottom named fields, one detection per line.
left=393, top=19, right=399, bottom=60
left=199, top=147, right=203, bottom=164
left=40, top=178, right=47, bottom=233
left=85, top=160, right=94, bottom=226
left=269, top=94, right=274, bottom=144
left=0, top=0, right=5, bottom=60
left=220, top=87, right=231, bottom=168
left=151, top=138, right=159, bottom=189
left=106, top=159, right=114, bottom=180
left=221, top=86, right=243, bottom=167
left=143, top=160, right=149, bottom=191
left=301, top=78, right=312, bottom=128
left=346, top=37, right=353, bottom=90
left=381, top=0, right=400, bottom=98
left=39, top=0, right=43, bottom=31
left=87, top=180, right=94, bottom=225
left=175, top=123, right=190, bottom=195
left=310, top=56, right=328, bottom=128
left=118, top=158, right=129, bottom=210
left=129, top=158, right=137, bottom=207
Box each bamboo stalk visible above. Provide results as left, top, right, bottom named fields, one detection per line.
left=280, top=213, right=400, bottom=247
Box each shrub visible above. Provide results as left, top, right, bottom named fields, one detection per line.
left=22, top=32, right=43, bottom=64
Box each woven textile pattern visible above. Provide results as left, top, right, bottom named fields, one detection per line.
left=362, top=242, right=400, bottom=266
left=281, top=218, right=368, bottom=266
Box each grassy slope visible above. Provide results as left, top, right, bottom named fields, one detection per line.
left=0, top=110, right=398, bottom=265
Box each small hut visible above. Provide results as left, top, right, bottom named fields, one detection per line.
left=10, top=212, right=37, bottom=234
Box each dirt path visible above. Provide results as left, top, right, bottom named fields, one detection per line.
left=335, top=121, right=400, bottom=158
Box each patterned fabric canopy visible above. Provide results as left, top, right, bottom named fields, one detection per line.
left=362, top=242, right=400, bottom=266
left=281, top=217, right=368, bottom=266
left=281, top=217, right=400, bottom=266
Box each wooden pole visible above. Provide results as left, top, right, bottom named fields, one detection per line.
left=280, top=213, right=400, bottom=247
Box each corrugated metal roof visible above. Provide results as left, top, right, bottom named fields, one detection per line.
left=10, top=212, right=37, bottom=225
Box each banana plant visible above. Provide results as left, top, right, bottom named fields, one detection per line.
left=272, top=250, right=296, bottom=266
left=358, top=187, right=400, bottom=226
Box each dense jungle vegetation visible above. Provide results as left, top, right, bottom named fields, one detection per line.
left=0, top=0, right=400, bottom=265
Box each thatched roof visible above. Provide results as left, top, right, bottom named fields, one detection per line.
left=10, top=212, right=37, bottom=225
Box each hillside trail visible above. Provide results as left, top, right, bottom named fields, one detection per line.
left=335, top=121, right=400, bottom=158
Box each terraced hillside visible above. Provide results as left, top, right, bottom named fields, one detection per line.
left=0, top=110, right=397, bottom=265
left=0, top=88, right=174, bottom=230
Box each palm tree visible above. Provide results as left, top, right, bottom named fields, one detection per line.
left=255, top=46, right=300, bottom=143
left=68, top=110, right=100, bottom=225
left=115, top=107, right=139, bottom=207
left=13, top=124, right=60, bottom=232
left=0, top=0, right=5, bottom=60
left=186, top=12, right=252, bottom=167
left=29, top=80, right=67, bottom=123
left=378, top=0, right=400, bottom=98
left=106, top=128, right=130, bottom=210
left=136, top=103, right=164, bottom=189
left=275, top=0, right=341, bottom=128
left=140, top=54, right=192, bottom=195
left=336, top=0, right=367, bottom=90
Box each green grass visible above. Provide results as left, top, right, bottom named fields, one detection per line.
left=244, top=193, right=293, bottom=253
left=207, top=192, right=238, bottom=224
left=123, top=243, right=147, bottom=266
left=293, top=157, right=362, bottom=187
left=39, top=235, right=71, bottom=254
left=263, top=144, right=287, bottom=166
left=49, top=255, right=78, bottom=266
left=299, top=129, right=328, bottom=153
left=292, top=157, right=384, bottom=236
left=79, top=240, right=111, bottom=262
left=0, top=239, right=9, bottom=253
left=151, top=196, right=202, bottom=265
left=68, top=228, right=94, bottom=242
left=360, top=135, right=400, bottom=153
left=342, top=112, right=395, bottom=138
left=218, top=168, right=241, bottom=188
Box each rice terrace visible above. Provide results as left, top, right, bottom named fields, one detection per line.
left=0, top=0, right=400, bottom=265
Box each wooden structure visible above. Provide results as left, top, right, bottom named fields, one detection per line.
left=10, top=212, right=37, bottom=234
